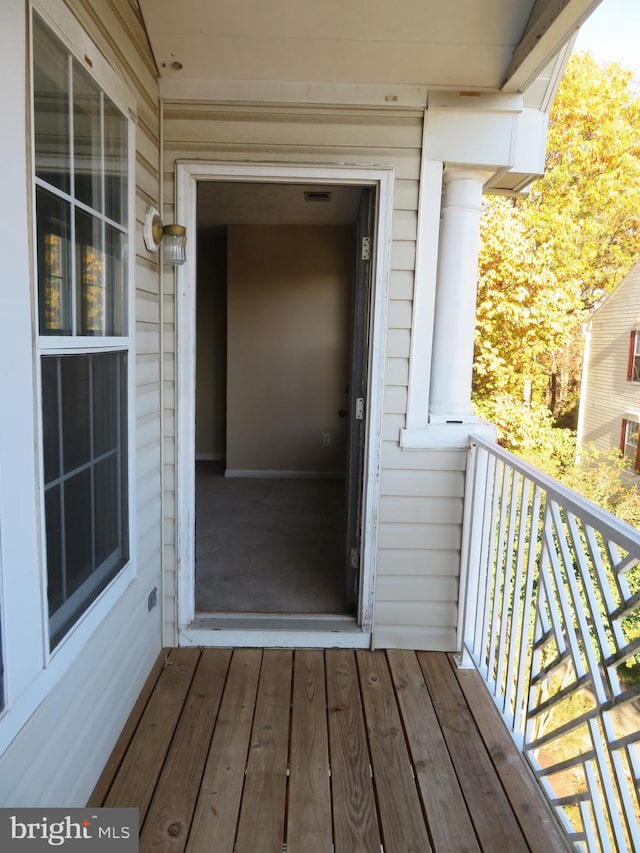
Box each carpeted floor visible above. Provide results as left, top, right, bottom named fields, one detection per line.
left=195, top=463, right=348, bottom=614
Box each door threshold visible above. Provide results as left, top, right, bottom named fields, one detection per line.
left=180, top=612, right=371, bottom=648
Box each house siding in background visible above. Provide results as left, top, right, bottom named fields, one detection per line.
left=578, top=260, right=640, bottom=469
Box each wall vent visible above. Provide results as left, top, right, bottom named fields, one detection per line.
left=304, top=191, right=332, bottom=202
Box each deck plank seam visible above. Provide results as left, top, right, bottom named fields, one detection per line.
left=322, top=650, right=337, bottom=851
left=229, top=647, right=268, bottom=853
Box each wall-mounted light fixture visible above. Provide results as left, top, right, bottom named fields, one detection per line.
left=143, top=206, right=187, bottom=265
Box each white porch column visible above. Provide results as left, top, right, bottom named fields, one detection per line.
left=429, top=167, right=490, bottom=423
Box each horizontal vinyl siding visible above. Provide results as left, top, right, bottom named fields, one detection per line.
left=0, top=0, right=162, bottom=806
left=375, top=448, right=466, bottom=650
left=581, top=263, right=640, bottom=455
left=163, top=102, right=465, bottom=649
left=162, top=103, right=421, bottom=642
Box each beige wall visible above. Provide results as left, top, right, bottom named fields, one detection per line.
left=226, top=225, right=353, bottom=472
left=196, top=226, right=227, bottom=459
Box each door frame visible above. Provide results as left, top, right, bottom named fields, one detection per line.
left=174, top=161, right=394, bottom=642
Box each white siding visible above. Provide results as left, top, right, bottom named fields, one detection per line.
left=580, top=263, right=640, bottom=455
left=0, top=0, right=163, bottom=805
left=163, top=104, right=466, bottom=650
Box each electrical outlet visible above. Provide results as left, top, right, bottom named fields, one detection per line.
left=322, top=433, right=331, bottom=446
left=148, top=586, right=158, bottom=612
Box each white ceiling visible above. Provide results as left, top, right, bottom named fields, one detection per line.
left=197, top=183, right=363, bottom=228
left=138, top=0, right=603, bottom=97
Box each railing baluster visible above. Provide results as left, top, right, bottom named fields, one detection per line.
left=495, top=469, right=520, bottom=716
left=504, top=475, right=530, bottom=731
left=513, top=480, right=540, bottom=742
left=477, top=452, right=500, bottom=679
left=463, top=435, right=640, bottom=853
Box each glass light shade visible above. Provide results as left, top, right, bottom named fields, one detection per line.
left=162, top=224, right=187, bottom=265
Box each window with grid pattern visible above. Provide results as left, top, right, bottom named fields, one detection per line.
left=33, top=14, right=131, bottom=649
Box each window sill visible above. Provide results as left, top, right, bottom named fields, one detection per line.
left=0, top=563, right=135, bottom=758
left=400, top=420, right=498, bottom=450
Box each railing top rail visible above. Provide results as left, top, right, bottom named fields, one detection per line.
left=469, top=433, right=640, bottom=553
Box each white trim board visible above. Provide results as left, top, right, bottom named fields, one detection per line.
left=180, top=628, right=372, bottom=649
left=175, top=161, right=394, bottom=641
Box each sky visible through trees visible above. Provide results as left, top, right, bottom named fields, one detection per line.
left=474, top=30, right=640, bottom=522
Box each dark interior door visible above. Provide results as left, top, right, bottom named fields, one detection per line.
left=344, top=187, right=375, bottom=611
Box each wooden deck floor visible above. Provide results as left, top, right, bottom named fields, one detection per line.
left=89, top=648, right=571, bottom=852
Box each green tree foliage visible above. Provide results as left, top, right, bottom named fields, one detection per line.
left=475, top=53, right=640, bottom=409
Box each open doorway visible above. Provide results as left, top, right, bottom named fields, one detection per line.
left=175, top=162, right=394, bottom=645
left=193, top=181, right=372, bottom=620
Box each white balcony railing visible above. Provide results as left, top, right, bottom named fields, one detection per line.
left=460, top=435, right=640, bottom=852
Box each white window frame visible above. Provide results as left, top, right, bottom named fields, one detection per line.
left=631, top=330, right=640, bottom=383
left=0, top=0, right=136, bottom=756
left=622, top=414, right=640, bottom=472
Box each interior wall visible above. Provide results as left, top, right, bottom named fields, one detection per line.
left=226, top=225, right=353, bottom=473
left=196, top=226, right=227, bottom=460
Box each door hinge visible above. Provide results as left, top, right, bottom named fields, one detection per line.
left=361, top=236, right=371, bottom=261
left=355, top=397, right=365, bottom=420
left=351, top=548, right=359, bottom=569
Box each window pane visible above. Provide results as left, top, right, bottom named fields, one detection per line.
left=105, top=224, right=127, bottom=335
left=37, top=187, right=72, bottom=335
left=60, top=355, right=90, bottom=473
left=44, top=352, right=128, bottom=648
left=73, top=63, right=102, bottom=211
left=45, top=485, right=64, bottom=615
left=95, top=455, right=119, bottom=566
left=93, top=352, right=118, bottom=455
left=64, top=469, right=93, bottom=595
left=41, top=357, right=60, bottom=484
left=76, top=210, right=106, bottom=335
left=33, top=18, right=70, bottom=193
left=104, top=99, right=128, bottom=226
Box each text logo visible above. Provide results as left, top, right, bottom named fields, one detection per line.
left=0, top=809, right=138, bottom=851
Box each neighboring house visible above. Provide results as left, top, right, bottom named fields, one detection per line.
left=0, top=0, right=606, bottom=806
left=578, top=260, right=640, bottom=471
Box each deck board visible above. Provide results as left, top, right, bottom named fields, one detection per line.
left=387, top=649, right=480, bottom=853
left=103, top=647, right=199, bottom=823
left=357, top=650, right=433, bottom=852
left=186, top=648, right=262, bottom=853
left=234, top=649, right=292, bottom=853
left=326, top=649, right=382, bottom=853
left=418, top=651, right=529, bottom=852
left=91, top=648, right=571, bottom=852
left=140, top=649, right=232, bottom=853
left=287, top=649, right=333, bottom=852
left=452, top=661, right=573, bottom=853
